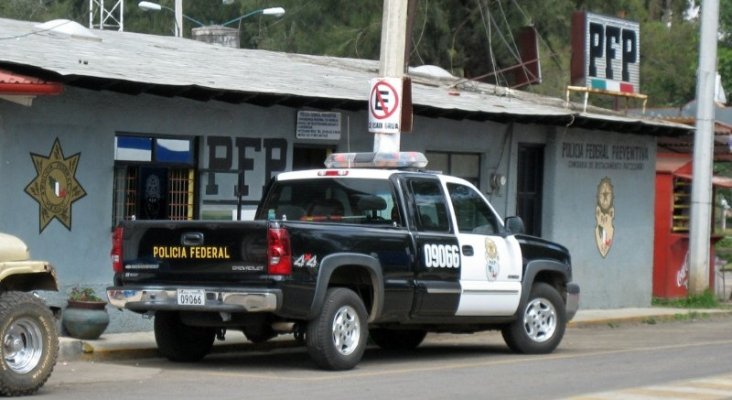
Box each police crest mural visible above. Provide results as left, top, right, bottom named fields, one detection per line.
left=25, top=138, right=86, bottom=233
left=594, top=177, right=615, bottom=257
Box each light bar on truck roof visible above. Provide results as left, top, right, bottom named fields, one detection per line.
left=324, top=152, right=428, bottom=169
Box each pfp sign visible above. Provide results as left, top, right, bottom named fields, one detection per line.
left=368, top=77, right=402, bottom=134
left=571, top=12, right=640, bottom=93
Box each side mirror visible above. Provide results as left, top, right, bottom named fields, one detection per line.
left=505, top=216, right=525, bottom=235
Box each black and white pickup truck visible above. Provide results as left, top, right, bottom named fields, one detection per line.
left=107, top=152, right=579, bottom=370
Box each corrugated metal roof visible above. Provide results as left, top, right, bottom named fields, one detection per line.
left=0, top=17, right=690, bottom=135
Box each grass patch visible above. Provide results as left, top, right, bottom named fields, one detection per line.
left=652, top=290, right=722, bottom=309
left=670, top=311, right=711, bottom=321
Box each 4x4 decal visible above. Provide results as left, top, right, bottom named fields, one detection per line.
left=294, top=254, right=318, bottom=268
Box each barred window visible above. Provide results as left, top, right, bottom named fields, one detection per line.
left=112, top=135, right=196, bottom=226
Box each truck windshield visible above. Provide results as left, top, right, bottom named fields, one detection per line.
left=259, top=178, right=399, bottom=225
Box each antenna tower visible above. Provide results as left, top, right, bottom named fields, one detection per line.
left=89, top=0, right=124, bottom=31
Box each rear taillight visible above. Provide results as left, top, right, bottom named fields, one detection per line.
left=267, top=224, right=291, bottom=275
left=111, top=226, right=124, bottom=273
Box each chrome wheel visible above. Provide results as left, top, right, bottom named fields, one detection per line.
left=331, top=305, right=361, bottom=356
left=523, top=297, right=557, bottom=343
left=307, top=288, right=368, bottom=370
left=3, top=317, right=44, bottom=374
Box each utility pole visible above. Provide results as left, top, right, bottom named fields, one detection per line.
left=174, top=0, right=183, bottom=37
left=373, top=0, right=409, bottom=152
left=689, top=0, right=720, bottom=295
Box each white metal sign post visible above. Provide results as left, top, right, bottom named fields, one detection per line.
left=368, top=77, right=402, bottom=136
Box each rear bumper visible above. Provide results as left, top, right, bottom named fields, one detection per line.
left=106, top=286, right=281, bottom=313
left=566, top=283, right=580, bottom=321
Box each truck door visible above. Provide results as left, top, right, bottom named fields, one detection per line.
left=403, top=177, right=462, bottom=317
left=445, top=180, right=522, bottom=316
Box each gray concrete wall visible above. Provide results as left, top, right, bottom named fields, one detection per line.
left=543, top=128, right=656, bottom=308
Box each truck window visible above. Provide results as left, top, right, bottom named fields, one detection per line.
left=259, top=178, right=397, bottom=225
left=447, top=182, right=500, bottom=235
left=409, top=179, right=450, bottom=233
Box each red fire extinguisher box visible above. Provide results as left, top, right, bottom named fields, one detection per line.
left=653, top=154, right=728, bottom=298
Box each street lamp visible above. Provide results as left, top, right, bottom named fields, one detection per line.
left=221, top=7, right=286, bottom=27
left=138, top=1, right=204, bottom=37
left=138, top=1, right=284, bottom=38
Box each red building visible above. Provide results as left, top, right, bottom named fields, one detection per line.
left=653, top=153, right=732, bottom=298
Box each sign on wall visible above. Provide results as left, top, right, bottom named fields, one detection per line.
left=24, top=138, right=86, bottom=233
left=296, top=111, right=341, bottom=140
left=571, top=11, right=640, bottom=93
left=560, top=141, right=649, bottom=171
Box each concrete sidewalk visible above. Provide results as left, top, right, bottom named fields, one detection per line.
left=58, top=307, right=732, bottom=362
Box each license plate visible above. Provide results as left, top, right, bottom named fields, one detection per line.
left=177, top=289, right=205, bottom=306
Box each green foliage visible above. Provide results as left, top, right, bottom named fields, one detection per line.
left=669, top=311, right=710, bottom=321
left=68, top=286, right=104, bottom=302
left=652, top=290, right=721, bottom=309
left=641, top=20, right=699, bottom=107
left=719, top=47, right=732, bottom=96
left=716, top=235, right=732, bottom=250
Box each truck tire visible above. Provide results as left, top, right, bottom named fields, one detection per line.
left=502, top=282, right=566, bottom=354
left=0, top=291, right=58, bottom=396
left=369, top=328, right=427, bottom=350
left=306, top=288, right=368, bottom=370
left=154, top=311, right=215, bottom=362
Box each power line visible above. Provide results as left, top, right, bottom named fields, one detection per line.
left=476, top=0, right=506, bottom=86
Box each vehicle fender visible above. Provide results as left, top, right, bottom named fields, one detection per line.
left=0, top=261, right=58, bottom=291
left=520, top=259, right=570, bottom=306
left=308, top=253, right=384, bottom=322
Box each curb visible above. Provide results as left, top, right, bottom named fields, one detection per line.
left=59, top=334, right=301, bottom=362
left=567, top=308, right=732, bottom=328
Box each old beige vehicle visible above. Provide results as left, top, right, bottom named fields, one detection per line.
left=0, top=233, right=58, bottom=396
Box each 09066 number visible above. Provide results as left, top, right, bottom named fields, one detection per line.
left=177, top=289, right=205, bottom=306
left=424, top=244, right=460, bottom=268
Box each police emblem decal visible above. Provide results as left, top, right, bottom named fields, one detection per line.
left=485, top=238, right=500, bottom=281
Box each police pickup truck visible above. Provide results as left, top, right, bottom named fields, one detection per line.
left=107, top=152, right=579, bottom=370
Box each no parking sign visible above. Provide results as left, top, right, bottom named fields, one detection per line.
left=368, top=77, right=402, bottom=134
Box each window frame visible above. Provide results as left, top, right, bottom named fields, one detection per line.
left=112, top=134, right=198, bottom=227
left=425, top=151, right=481, bottom=187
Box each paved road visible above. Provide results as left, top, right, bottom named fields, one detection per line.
left=567, top=373, right=732, bottom=399
left=46, top=315, right=732, bottom=399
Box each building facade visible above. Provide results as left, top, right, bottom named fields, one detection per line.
left=0, top=18, right=685, bottom=332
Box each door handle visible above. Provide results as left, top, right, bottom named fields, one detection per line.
left=181, top=232, right=204, bottom=246
left=462, top=245, right=474, bottom=256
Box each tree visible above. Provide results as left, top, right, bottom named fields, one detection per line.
left=642, top=19, right=699, bottom=107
